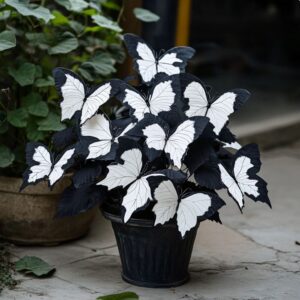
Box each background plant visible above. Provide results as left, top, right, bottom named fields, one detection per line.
left=0, top=0, right=159, bottom=176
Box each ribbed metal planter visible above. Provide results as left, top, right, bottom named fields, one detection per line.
left=102, top=207, right=199, bottom=288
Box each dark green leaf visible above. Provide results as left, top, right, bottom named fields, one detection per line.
left=48, top=32, right=79, bottom=55
left=109, top=44, right=126, bottom=64
left=35, top=76, right=55, bottom=87
left=133, top=8, right=160, bottom=22
left=0, top=30, right=16, bottom=51
left=97, top=292, right=139, bottom=300
left=7, top=108, right=28, bottom=127
left=78, top=67, right=94, bottom=81
left=81, top=53, right=116, bottom=76
left=28, top=101, right=49, bottom=117
left=22, top=92, right=42, bottom=107
left=15, top=256, right=55, bottom=277
left=8, top=63, right=37, bottom=86
left=25, top=32, right=49, bottom=49
left=37, top=111, right=65, bottom=131
left=54, top=0, right=89, bottom=12
left=0, top=145, right=15, bottom=168
left=26, top=118, right=47, bottom=141
left=69, top=20, right=84, bottom=34
left=5, top=0, right=54, bottom=23
left=92, top=15, right=122, bottom=32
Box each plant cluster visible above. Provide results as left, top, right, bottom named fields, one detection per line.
left=22, top=34, right=270, bottom=237
left=0, top=0, right=159, bottom=176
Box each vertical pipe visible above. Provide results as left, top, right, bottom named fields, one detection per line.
left=176, top=0, right=192, bottom=46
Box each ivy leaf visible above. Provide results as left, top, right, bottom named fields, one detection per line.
left=28, top=101, right=49, bottom=117
left=15, top=256, right=55, bottom=277
left=5, top=0, right=54, bottom=23
left=22, top=92, right=42, bottom=107
left=0, top=145, right=15, bottom=168
left=0, top=30, right=16, bottom=51
left=48, top=32, right=79, bottom=55
left=26, top=118, right=47, bottom=141
left=69, top=20, right=84, bottom=34
left=81, top=53, right=116, bottom=76
left=26, top=32, right=49, bottom=50
left=133, top=8, right=160, bottom=22
left=35, top=76, right=55, bottom=87
left=54, top=0, right=89, bottom=12
left=51, top=10, right=69, bottom=26
left=7, top=108, right=28, bottom=127
left=37, top=112, right=66, bottom=131
left=8, top=63, right=37, bottom=86
left=96, top=292, right=139, bottom=300
left=92, top=15, right=122, bottom=32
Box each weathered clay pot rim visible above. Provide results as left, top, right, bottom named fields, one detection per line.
left=0, top=175, right=71, bottom=195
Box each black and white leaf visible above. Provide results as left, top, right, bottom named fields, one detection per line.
left=116, top=76, right=179, bottom=122
left=182, top=74, right=250, bottom=134
left=123, top=33, right=195, bottom=83
left=219, top=143, right=270, bottom=209
left=53, top=68, right=121, bottom=124
left=153, top=180, right=225, bottom=237
left=128, top=114, right=208, bottom=168
left=80, top=113, right=134, bottom=160
left=21, top=142, right=75, bottom=189
left=97, top=147, right=165, bottom=222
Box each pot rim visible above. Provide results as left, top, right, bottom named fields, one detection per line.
left=101, top=204, right=179, bottom=229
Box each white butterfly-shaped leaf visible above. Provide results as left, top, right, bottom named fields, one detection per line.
left=120, top=79, right=176, bottom=121
left=97, top=148, right=160, bottom=222
left=48, top=149, right=75, bottom=186
left=177, top=193, right=212, bottom=237
left=152, top=180, right=178, bottom=225
left=124, top=34, right=195, bottom=83
left=153, top=180, right=223, bottom=237
left=141, top=118, right=207, bottom=168
left=218, top=144, right=270, bottom=209
left=184, top=80, right=249, bottom=134
left=24, top=143, right=75, bottom=187
left=53, top=68, right=116, bottom=124
left=81, top=114, right=134, bottom=159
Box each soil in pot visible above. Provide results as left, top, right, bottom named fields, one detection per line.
left=102, top=204, right=199, bottom=288
left=0, top=176, right=97, bottom=246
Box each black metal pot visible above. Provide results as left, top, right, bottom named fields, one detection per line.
left=102, top=206, right=200, bottom=288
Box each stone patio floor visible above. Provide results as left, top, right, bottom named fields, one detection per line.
left=2, top=142, right=300, bottom=300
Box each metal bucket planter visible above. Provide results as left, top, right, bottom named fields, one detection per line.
left=102, top=205, right=199, bottom=288
left=0, top=176, right=97, bottom=245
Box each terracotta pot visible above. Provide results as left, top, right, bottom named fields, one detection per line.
left=0, top=176, right=97, bottom=245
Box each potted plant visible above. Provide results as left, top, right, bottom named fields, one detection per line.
left=0, top=0, right=126, bottom=245
left=22, top=33, right=271, bottom=286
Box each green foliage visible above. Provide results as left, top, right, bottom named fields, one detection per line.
left=0, top=0, right=125, bottom=176
left=97, top=292, right=139, bottom=300
left=0, top=0, right=159, bottom=176
left=15, top=256, right=55, bottom=277
left=0, top=30, right=16, bottom=51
